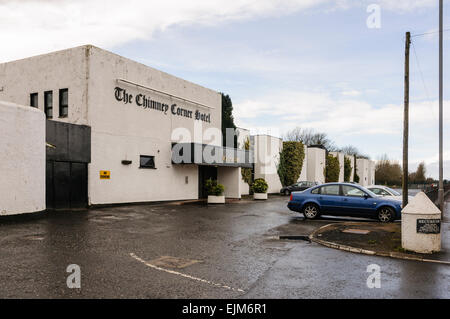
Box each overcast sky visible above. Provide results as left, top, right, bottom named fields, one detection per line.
left=0, top=0, right=449, bottom=179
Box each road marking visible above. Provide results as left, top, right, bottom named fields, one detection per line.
left=130, top=253, right=245, bottom=293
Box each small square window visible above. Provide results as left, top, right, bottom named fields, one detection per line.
left=140, top=155, right=156, bottom=169
left=30, top=93, right=38, bottom=108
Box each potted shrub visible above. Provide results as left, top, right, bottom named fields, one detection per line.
left=252, top=178, right=269, bottom=200
left=205, top=178, right=225, bottom=204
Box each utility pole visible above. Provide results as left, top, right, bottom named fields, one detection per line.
left=438, top=0, right=444, bottom=213
left=403, top=31, right=411, bottom=208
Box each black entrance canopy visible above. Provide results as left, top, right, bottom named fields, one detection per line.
left=171, top=143, right=253, bottom=168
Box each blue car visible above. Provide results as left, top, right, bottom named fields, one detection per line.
left=287, top=182, right=402, bottom=222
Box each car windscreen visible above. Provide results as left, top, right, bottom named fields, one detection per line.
left=363, top=188, right=378, bottom=197
left=385, top=187, right=401, bottom=196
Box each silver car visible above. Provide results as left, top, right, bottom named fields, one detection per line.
left=367, top=185, right=413, bottom=202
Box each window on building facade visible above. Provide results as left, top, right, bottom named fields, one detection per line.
left=139, top=155, right=156, bottom=169
left=59, top=88, right=68, bottom=118
left=30, top=93, right=38, bottom=108
left=44, top=91, right=53, bottom=119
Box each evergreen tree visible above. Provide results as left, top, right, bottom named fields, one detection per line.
left=221, top=93, right=237, bottom=148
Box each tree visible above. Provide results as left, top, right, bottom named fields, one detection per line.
left=344, top=156, right=352, bottom=182
left=325, top=154, right=340, bottom=182
left=241, top=137, right=252, bottom=187
left=277, top=141, right=305, bottom=187
left=221, top=93, right=237, bottom=148
left=354, top=171, right=360, bottom=183
left=415, top=162, right=426, bottom=184
left=353, top=155, right=360, bottom=183
left=341, top=145, right=370, bottom=159
left=282, top=127, right=306, bottom=142
left=341, top=145, right=360, bottom=156
left=283, top=127, right=336, bottom=150
left=408, top=172, right=417, bottom=184
left=375, top=155, right=402, bottom=186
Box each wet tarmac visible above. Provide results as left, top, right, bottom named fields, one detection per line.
left=0, top=196, right=448, bottom=298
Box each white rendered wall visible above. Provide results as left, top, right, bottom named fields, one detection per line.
left=307, top=147, right=325, bottom=184
left=356, top=158, right=370, bottom=186
left=86, top=46, right=222, bottom=204
left=330, top=151, right=344, bottom=182
left=0, top=101, right=46, bottom=215
left=236, top=127, right=250, bottom=149
left=368, top=160, right=376, bottom=185
left=298, top=144, right=308, bottom=182
left=0, top=46, right=89, bottom=125
left=0, top=45, right=240, bottom=205
left=218, top=167, right=241, bottom=199
left=239, top=172, right=250, bottom=196
left=253, top=135, right=282, bottom=193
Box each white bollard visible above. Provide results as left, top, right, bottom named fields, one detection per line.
left=401, top=192, right=441, bottom=254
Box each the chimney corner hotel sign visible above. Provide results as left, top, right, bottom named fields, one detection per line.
left=114, top=86, right=211, bottom=123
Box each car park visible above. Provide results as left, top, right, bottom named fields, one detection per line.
left=280, top=181, right=319, bottom=195
left=287, top=182, right=402, bottom=222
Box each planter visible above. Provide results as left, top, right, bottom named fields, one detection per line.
left=207, top=195, right=225, bottom=204
left=253, top=193, right=268, bottom=200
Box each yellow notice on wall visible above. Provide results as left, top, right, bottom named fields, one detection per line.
left=100, top=170, right=110, bottom=179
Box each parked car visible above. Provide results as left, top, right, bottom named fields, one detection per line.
left=287, top=182, right=402, bottom=222
left=366, top=185, right=413, bottom=202
left=280, top=181, right=319, bottom=195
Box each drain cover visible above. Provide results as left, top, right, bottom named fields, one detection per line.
left=342, top=229, right=371, bottom=235
left=149, top=256, right=201, bottom=269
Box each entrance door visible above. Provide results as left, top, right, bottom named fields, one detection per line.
left=46, top=161, right=88, bottom=209
left=198, top=166, right=218, bottom=198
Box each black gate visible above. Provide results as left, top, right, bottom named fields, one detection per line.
left=46, top=120, right=91, bottom=210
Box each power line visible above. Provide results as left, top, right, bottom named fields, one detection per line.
left=411, top=39, right=438, bottom=121
left=412, top=28, right=450, bottom=37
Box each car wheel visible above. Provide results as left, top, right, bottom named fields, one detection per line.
left=378, top=207, right=394, bottom=223
left=303, top=203, right=320, bottom=219
left=284, top=189, right=290, bottom=196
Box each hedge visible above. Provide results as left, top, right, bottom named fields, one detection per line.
left=325, top=154, right=340, bottom=182
left=204, top=179, right=225, bottom=196
left=344, top=156, right=352, bottom=182
left=252, top=178, right=268, bottom=193
left=277, top=141, right=305, bottom=187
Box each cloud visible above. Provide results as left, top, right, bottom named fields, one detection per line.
left=0, top=0, right=439, bottom=63
left=235, top=90, right=450, bottom=136
left=235, top=90, right=450, bottom=174
left=424, top=160, right=450, bottom=180
left=377, top=0, right=436, bottom=12
left=341, top=90, right=361, bottom=97
left=0, top=0, right=332, bottom=63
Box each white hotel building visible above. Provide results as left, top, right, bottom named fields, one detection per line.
left=0, top=45, right=376, bottom=215
left=0, top=45, right=252, bottom=213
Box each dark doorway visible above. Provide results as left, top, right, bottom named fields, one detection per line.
left=47, top=161, right=88, bottom=209
left=46, top=120, right=91, bottom=210
left=198, top=165, right=218, bottom=198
